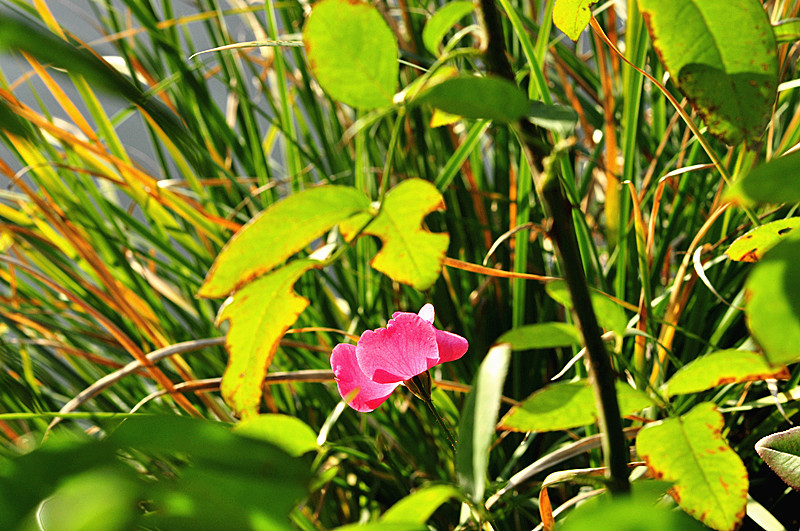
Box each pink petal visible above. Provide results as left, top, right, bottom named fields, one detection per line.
left=417, top=303, right=435, bottom=323
left=331, top=343, right=398, bottom=412
left=356, top=313, right=439, bottom=383
left=434, top=329, right=469, bottom=363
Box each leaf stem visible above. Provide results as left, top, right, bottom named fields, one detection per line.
left=424, top=396, right=457, bottom=450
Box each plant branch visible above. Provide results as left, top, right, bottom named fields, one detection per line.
left=476, top=0, right=630, bottom=493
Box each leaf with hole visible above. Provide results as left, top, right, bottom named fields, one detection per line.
left=499, top=380, right=651, bottom=432
left=636, top=402, right=748, bottom=531
left=726, top=218, right=800, bottom=262
left=638, top=0, right=778, bottom=145
left=664, top=350, right=789, bottom=397
left=340, top=179, right=449, bottom=290
left=199, top=186, right=369, bottom=298
left=217, top=260, right=317, bottom=418
left=303, top=0, right=399, bottom=109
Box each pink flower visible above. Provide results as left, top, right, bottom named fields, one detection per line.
left=330, top=304, right=469, bottom=412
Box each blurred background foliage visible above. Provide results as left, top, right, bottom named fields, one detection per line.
left=1, top=0, right=800, bottom=529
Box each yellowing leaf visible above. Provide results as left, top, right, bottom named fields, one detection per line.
left=664, top=350, right=789, bottom=397
left=217, top=260, right=316, bottom=418
left=499, top=380, right=651, bottom=432
left=341, top=179, right=449, bottom=290
left=726, top=217, right=800, bottom=262
left=553, top=0, right=598, bottom=41
left=636, top=402, right=748, bottom=531
left=199, top=186, right=368, bottom=298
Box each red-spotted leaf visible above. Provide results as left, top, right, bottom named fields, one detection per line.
left=303, top=0, right=399, bottom=109
left=217, top=260, right=317, bottom=418
left=553, top=0, right=598, bottom=41
left=636, top=402, right=748, bottom=531
left=638, top=0, right=778, bottom=146
left=664, top=350, right=790, bottom=397
left=199, top=186, right=368, bottom=298
left=755, top=426, right=800, bottom=490
left=340, top=179, right=448, bottom=290
left=499, top=380, right=651, bottom=432
left=726, top=218, right=800, bottom=262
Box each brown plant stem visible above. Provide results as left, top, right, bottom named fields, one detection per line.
left=477, top=0, right=630, bottom=494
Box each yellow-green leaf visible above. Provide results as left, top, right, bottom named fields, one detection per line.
left=546, top=280, right=628, bottom=336
left=496, top=322, right=582, bottom=350
left=636, top=402, right=748, bottom=531
left=664, top=350, right=790, bottom=397
left=217, top=260, right=316, bottom=418
left=553, top=0, right=598, bottom=41
left=233, top=414, right=318, bottom=457
left=199, top=186, right=368, bottom=298
left=303, top=0, right=399, bottom=109
left=726, top=217, right=800, bottom=262
left=499, top=380, right=651, bottom=432
left=341, top=179, right=449, bottom=290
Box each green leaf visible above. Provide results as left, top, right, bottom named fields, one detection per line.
left=303, top=0, right=399, bottom=109
left=553, top=0, right=598, bottom=41
left=528, top=101, right=578, bottom=135
left=341, top=179, right=449, bottom=290
left=499, top=380, right=651, bottom=432
left=726, top=217, right=800, bottom=262
left=745, top=238, right=800, bottom=365
left=199, top=186, right=368, bottom=298
left=636, top=402, right=748, bottom=531
left=755, top=426, right=800, bottom=490
left=726, top=150, right=800, bottom=206
left=217, top=260, right=316, bottom=418
left=416, top=76, right=529, bottom=123
left=496, top=322, right=582, bottom=350
left=381, top=485, right=460, bottom=523
left=335, top=524, right=426, bottom=531
left=638, top=0, right=778, bottom=145
left=773, top=19, right=800, bottom=44
left=234, top=414, right=318, bottom=457
left=457, top=344, right=511, bottom=502
left=545, top=280, right=628, bottom=335
left=561, top=481, right=706, bottom=530
left=422, top=2, right=475, bottom=56
left=665, top=350, right=790, bottom=397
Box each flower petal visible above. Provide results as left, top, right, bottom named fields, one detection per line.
left=357, top=313, right=439, bottom=383
left=434, top=329, right=469, bottom=363
left=417, top=303, right=435, bottom=323
left=331, top=343, right=398, bottom=412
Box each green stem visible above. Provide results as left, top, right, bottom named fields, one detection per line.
left=424, top=396, right=457, bottom=450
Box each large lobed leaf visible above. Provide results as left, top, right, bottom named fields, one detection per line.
left=303, top=0, right=399, bottom=109
left=217, top=260, right=317, bottom=418
left=638, top=0, right=778, bottom=146
left=199, top=186, right=369, bottom=298
left=341, top=179, right=449, bottom=290
left=636, top=402, right=748, bottom=531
